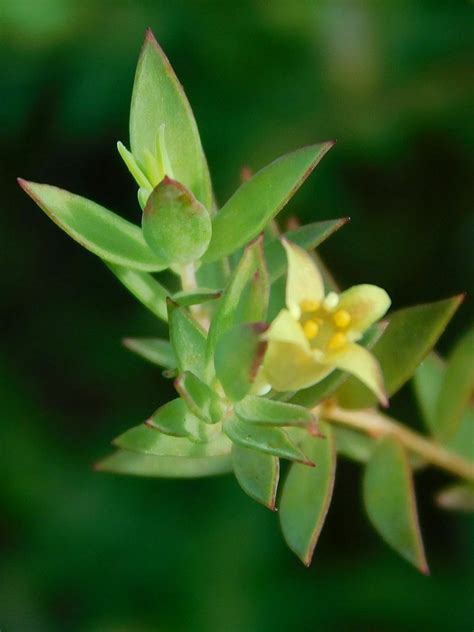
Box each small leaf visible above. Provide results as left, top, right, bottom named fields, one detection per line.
left=19, top=180, right=167, bottom=271
left=235, top=395, right=315, bottom=428
left=114, top=423, right=231, bottom=457
left=235, top=253, right=270, bottom=323
left=266, top=219, right=348, bottom=282
left=224, top=417, right=313, bottom=464
left=435, top=328, right=474, bottom=442
left=214, top=323, right=268, bottom=402
left=412, top=353, right=445, bottom=435
left=172, top=288, right=221, bottom=306
left=123, top=337, right=176, bottom=368
left=363, top=436, right=428, bottom=573
left=95, top=449, right=231, bottom=478
left=337, top=296, right=463, bottom=409
left=142, top=177, right=212, bottom=265
left=202, top=142, right=335, bottom=262
left=105, top=263, right=169, bottom=321
left=333, top=426, right=374, bottom=463
left=447, top=407, right=474, bottom=462
left=168, top=301, right=207, bottom=377
left=435, top=483, right=474, bottom=512
left=146, top=398, right=203, bottom=441
left=175, top=371, right=225, bottom=424
left=279, top=421, right=336, bottom=566
left=130, top=29, right=212, bottom=208
left=232, top=444, right=279, bottom=509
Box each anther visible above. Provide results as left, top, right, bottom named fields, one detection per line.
left=333, top=309, right=351, bottom=328
left=328, top=332, right=347, bottom=351
left=303, top=320, right=319, bottom=340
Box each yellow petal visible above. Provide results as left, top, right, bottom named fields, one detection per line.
left=282, top=239, right=324, bottom=318
left=263, top=340, right=332, bottom=391
left=265, top=309, right=310, bottom=350
left=324, top=342, right=387, bottom=405
left=337, top=284, right=391, bottom=333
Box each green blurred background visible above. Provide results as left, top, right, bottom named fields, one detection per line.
left=1, top=1, right=473, bottom=630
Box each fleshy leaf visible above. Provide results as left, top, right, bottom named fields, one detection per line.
left=333, top=426, right=374, bottom=463
left=168, top=301, right=207, bottom=377
left=146, top=398, right=203, bottom=441
left=435, top=328, right=474, bottom=442
left=235, top=395, right=315, bottom=428
left=142, top=177, right=212, bottom=265
left=105, top=263, right=169, bottom=321
left=279, top=421, right=336, bottom=566
left=19, top=180, right=167, bottom=271
left=172, top=288, right=222, bottom=306
left=224, top=417, right=313, bottom=465
left=337, top=296, right=463, bottom=409
left=266, top=219, right=349, bottom=283
left=202, top=143, right=335, bottom=262
left=114, top=423, right=231, bottom=457
left=232, top=444, right=279, bottom=510
left=123, top=337, right=176, bottom=369
left=435, top=483, right=474, bottom=512
left=363, top=436, right=428, bottom=573
left=214, top=323, right=268, bottom=402
left=175, top=371, right=225, bottom=424
left=95, top=449, right=231, bottom=478
left=235, top=251, right=270, bottom=324
left=130, top=29, right=212, bottom=208
left=413, top=353, right=445, bottom=435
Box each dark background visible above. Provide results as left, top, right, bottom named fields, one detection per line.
left=1, top=1, right=473, bottom=630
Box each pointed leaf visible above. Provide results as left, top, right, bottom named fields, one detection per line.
left=202, top=142, right=335, bottom=262
left=19, top=180, right=167, bottom=271
left=114, top=423, right=231, bottom=457
left=130, top=29, right=212, bottom=207
left=175, top=371, right=225, bottom=424
left=435, top=483, right=474, bottom=512
left=435, top=328, right=474, bottom=441
left=123, top=337, right=176, bottom=368
left=235, top=395, right=315, bottom=428
left=168, top=301, right=207, bottom=377
left=413, top=353, right=445, bottom=435
left=279, top=421, right=336, bottom=566
left=232, top=444, right=279, bottom=509
left=145, top=398, right=204, bottom=441
left=333, top=426, right=374, bottom=463
left=224, top=417, right=313, bottom=464
left=172, top=288, right=221, bottom=306
left=235, top=253, right=270, bottom=323
left=95, top=449, right=231, bottom=478
left=215, top=323, right=268, bottom=402
left=105, top=263, right=169, bottom=321
left=142, top=177, right=212, bottom=265
left=337, top=296, right=463, bottom=409
left=363, top=436, right=428, bottom=573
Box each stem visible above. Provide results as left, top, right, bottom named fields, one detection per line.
left=322, top=403, right=474, bottom=482
left=179, top=263, right=210, bottom=331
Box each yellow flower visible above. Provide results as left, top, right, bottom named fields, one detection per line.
left=262, top=239, right=391, bottom=404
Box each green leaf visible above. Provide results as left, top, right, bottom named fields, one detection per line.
left=279, top=421, right=336, bottom=566
left=447, top=407, right=474, bottom=462
left=105, top=263, right=169, bottom=321
left=114, top=423, right=231, bottom=457
left=235, top=252, right=270, bottom=323
left=206, top=238, right=265, bottom=363
left=224, top=417, right=313, bottom=464
left=266, top=219, right=348, bottom=282
left=435, top=328, right=474, bottom=442
left=235, top=395, right=315, bottom=428
left=214, top=323, right=268, bottom=402
left=363, top=436, right=428, bottom=573
left=333, top=426, right=374, bottom=463
left=232, top=444, right=279, bottom=510
left=168, top=301, right=207, bottom=377
left=173, top=288, right=222, bottom=306
left=95, top=449, right=231, bottom=478
left=146, top=398, right=204, bottom=441
left=412, top=353, right=445, bottom=435
left=435, top=483, right=474, bottom=512
left=19, top=180, right=167, bottom=271
left=142, top=177, right=212, bottom=265
left=122, top=337, right=176, bottom=369
left=175, top=371, right=225, bottom=424
left=202, top=142, right=335, bottom=262
left=130, top=29, right=212, bottom=208
left=337, top=296, right=463, bottom=409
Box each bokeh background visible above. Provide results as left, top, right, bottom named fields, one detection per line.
left=1, top=1, right=473, bottom=630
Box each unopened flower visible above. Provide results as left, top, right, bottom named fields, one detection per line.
left=262, top=240, right=391, bottom=404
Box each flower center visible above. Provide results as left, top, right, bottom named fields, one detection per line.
left=300, top=296, right=352, bottom=353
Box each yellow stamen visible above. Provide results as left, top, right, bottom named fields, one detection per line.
left=300, top=299, right=320, bottom=313
left=328, top=332, right=347, bottom=351
left=303, top=319, right=319, bottom=340
left=333, top=309, right=351, bottom=329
